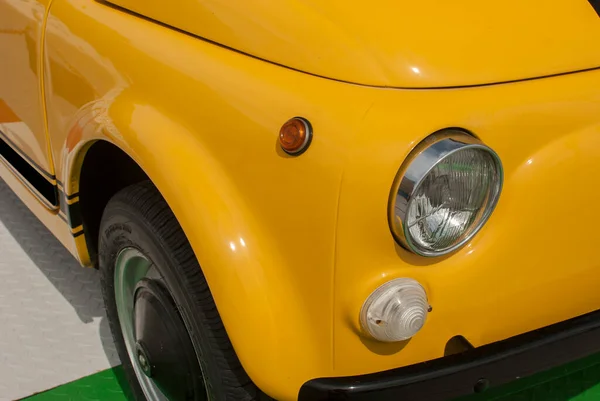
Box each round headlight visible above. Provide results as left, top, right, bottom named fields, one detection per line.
left=360, top=278, right=429, bottom=342
left=389, top=130, right=502, bottom=257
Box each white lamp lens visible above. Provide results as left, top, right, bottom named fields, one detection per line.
left=360, top=278, right=428, bottom=342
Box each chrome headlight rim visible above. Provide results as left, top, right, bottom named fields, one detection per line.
left=388, top=129, right=503, bottom=257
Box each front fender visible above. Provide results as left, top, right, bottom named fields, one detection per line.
left=44, top=1, right=377, bottom=398
left=64, top=92, right=347, bottom=400
left=104, top=100, right=336, bottom=400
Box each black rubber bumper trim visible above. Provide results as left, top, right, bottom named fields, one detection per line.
left=299, top=309, right=600, bottom=401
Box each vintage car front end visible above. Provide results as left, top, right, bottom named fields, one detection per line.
left=298, top=67, right=600, bottom=400
left=37, top=1, right=600, bottom=399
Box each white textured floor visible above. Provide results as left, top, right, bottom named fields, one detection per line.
left=0, top=179, right=119, bottom=401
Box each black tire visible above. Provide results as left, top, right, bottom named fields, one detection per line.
left=99, top=181, right=270, bottom=401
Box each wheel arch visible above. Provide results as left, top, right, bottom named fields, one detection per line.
left=62, top=109, right=322, bottom=399
left=75, top=139, right=150, bottom=266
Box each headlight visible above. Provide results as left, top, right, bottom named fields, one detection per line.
left=389, top=129, right=503, bottom=257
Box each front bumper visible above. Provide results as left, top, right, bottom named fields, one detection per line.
left=299, top=308, right=600, bottom=401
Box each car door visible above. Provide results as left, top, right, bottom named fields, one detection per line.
left=0, top=0, right=57, bottom=207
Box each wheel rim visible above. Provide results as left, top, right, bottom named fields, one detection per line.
left=114, top=247, right=208, bottom=401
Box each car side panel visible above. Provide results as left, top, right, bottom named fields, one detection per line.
left=0, top=0, right=55, bottom=179
left=0, top=0, right=84, bottom=261
left=0, top=159, right=77, bottom=257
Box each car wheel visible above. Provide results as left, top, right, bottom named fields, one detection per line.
left=99, top=181, right=270, bottom=401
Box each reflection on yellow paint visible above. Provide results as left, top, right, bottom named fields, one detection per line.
left=43, top=8, right=128, bottom=185
left=0, top=100, right=20, bottom=124
left=0, top=0, right=53, bottom=172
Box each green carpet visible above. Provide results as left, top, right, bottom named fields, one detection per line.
left=22, top=367, right=132, bottom=401
left=457, top=351, right=600, bottom=401
left=22, top=352, right=600, bottom=401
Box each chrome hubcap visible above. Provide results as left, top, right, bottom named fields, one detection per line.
left=114, top=248, right=207, bottom=401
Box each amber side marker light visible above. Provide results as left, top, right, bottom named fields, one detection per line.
left=279, top=117, right=312, bottom=155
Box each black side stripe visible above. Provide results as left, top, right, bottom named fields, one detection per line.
left=65, top=192, right=79, bottom=201
left=0, top=129, right=83, bottom=238
left=0, top=129, right=55, bottom=181
left=58, top=189, right=83, bottom=229
left=0, top=132, right=58, bottom=206
left=56, top=181, right=80, bottom=201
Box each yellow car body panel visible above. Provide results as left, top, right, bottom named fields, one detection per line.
left=107, top=0, right=600, bottom=87
left=333, top=72, right=600, bottom=374
left=0, top=0, right=55, bottom=177
left=1, top=0, right=600, bottom=399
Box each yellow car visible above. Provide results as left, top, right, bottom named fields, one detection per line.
left=2, top=0, right=600, bottom=400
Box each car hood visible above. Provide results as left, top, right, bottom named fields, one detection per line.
left=112, top=0, right=600, bottom=88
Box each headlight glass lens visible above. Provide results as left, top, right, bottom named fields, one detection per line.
left=407, top=148, right=498, bottom=252
left=390, top=131, right=502, bottom=256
